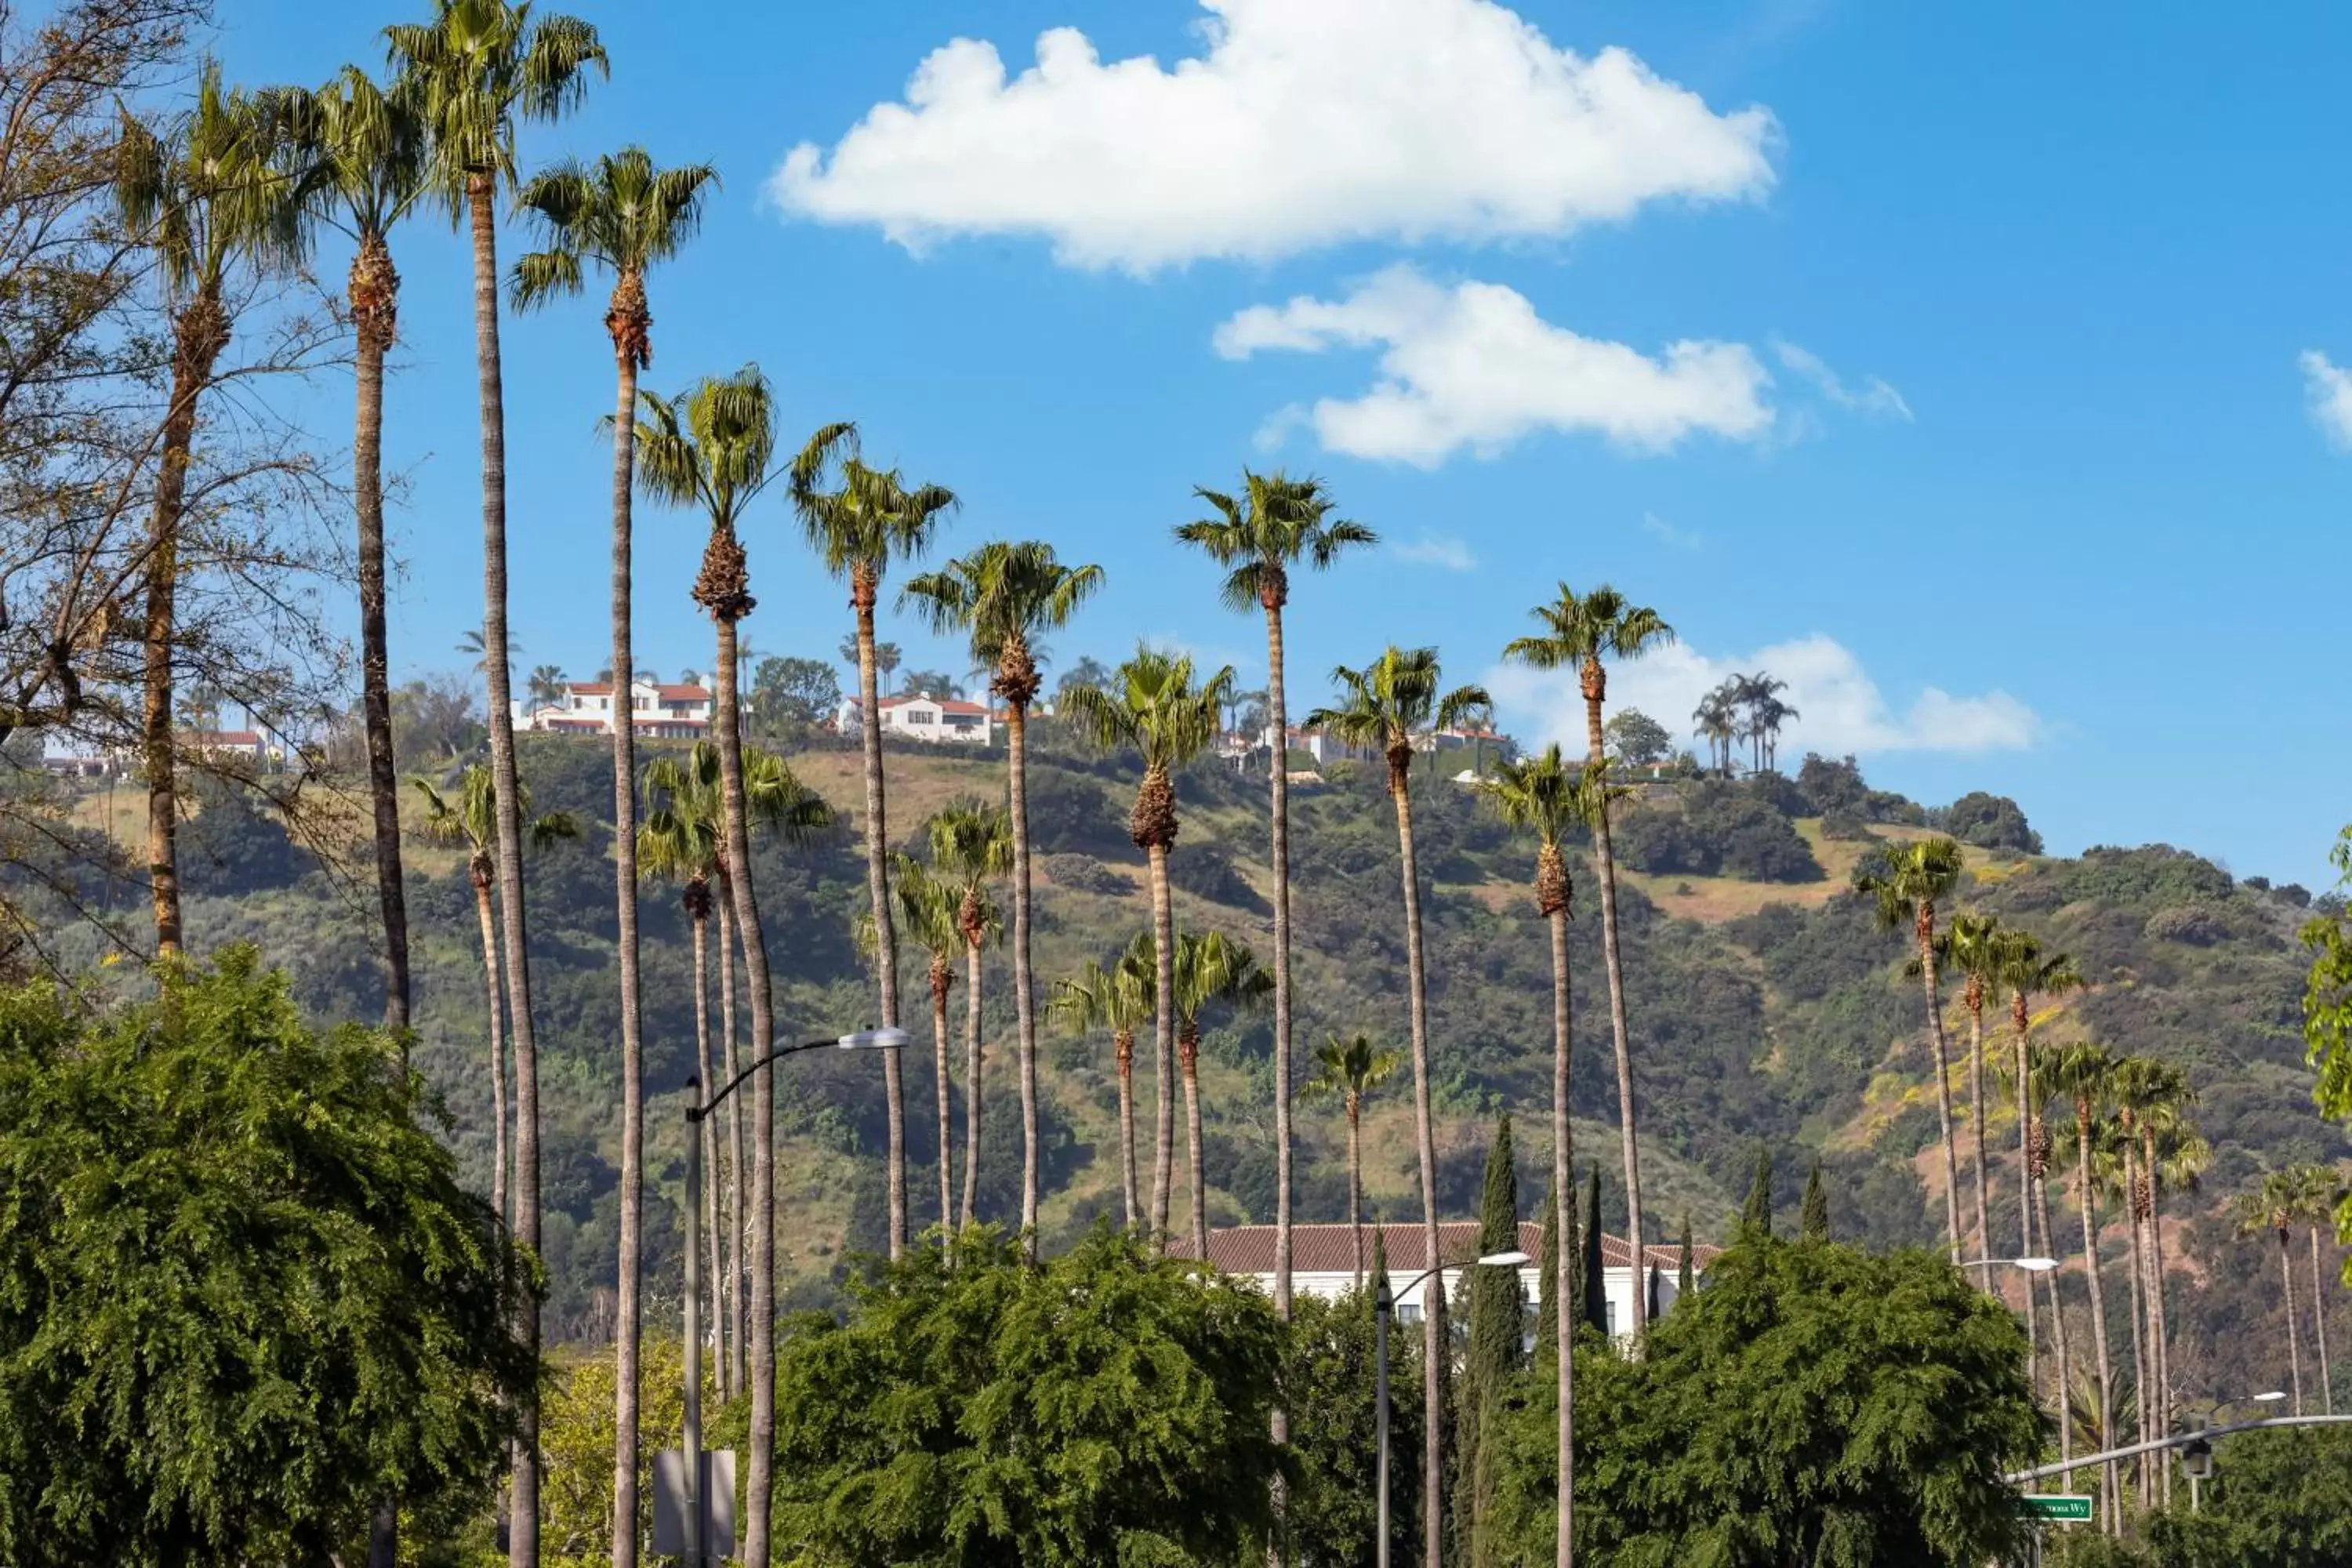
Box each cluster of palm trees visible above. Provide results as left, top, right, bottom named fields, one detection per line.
left=1690, top=669, right=1796, bottom=775
left=2234, top=1164, right=2343, bottom=1419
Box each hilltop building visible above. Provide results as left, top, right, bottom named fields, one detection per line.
left=512, top=679, right=712, bottom=739
left=835, top=691, right=996, bottom=746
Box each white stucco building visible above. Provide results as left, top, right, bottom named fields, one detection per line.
left=1189, top=1221, right=1717, bottom=1344
left=513, top=680, right=711, bottom=739
left=836, top=691, right=995, bottom=746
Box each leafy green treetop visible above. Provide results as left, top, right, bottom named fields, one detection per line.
left=1802, top=1160, right=1830, bottom=1243
left=1742, top=1144, right=1775, bottom=1239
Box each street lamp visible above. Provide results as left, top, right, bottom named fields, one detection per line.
left=1373, top=1247, right=1531, bottom=1568
left=679, top=1027, right=909, bottom=1565
left=2178, top=1391, right=2287, bottom=1512
left=1960, top=1255, right=2059, bottom=1273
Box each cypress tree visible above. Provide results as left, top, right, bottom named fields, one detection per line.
left=1534, top=1179, right=1560, bottom=1363
left=1678, top=1211, right=1695, bottom=1301
left=1741, top=1143, right=1774, bottom=1238
left=1801, top=1158, right=1829, bottom=1243
left=1563, top=1167, right=1584, bottom=1339
left=1457, top=1116, right=1522, bottom=1566
left=1580, top=1163, right=1606, bottom=1338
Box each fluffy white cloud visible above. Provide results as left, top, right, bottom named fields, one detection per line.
left=1773, top=340, right=1911, bottom=422
left=1216, top=265, right=1774, bottom=465
left=2302, top=350, right=2352, bottom=448
left=768, top=0, right=1775, bottom=273
left=1485, top=633, right=2041, bottom=757
left=1389, top=532, right=1479, bottom=572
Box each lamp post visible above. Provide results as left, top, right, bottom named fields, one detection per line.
left=681, top=1027, right=909, bottom=1565
left=1959, top=1255, right=2059, bottom=1275
left=2180, top=1391, right=2286, bottom=1512
left=1373, top=1247, right=1530, bottom=1568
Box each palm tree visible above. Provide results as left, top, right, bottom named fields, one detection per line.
left=1854, top=837, right=1968, bottom=1260
left=1940, top=912, right=2005, bottom=1266
left=1476, top=741, right=1613, bottom=1566
left=880, top=858, right=965, bottom=1237
left=2142, top=1113, right=2207, bottom=1508
left=1050, top=933, right=1157, bottom=1229
left=273, top=65, right=428, bottom=1028
left=1996, top=931, right=2082, bottom=1443
left=387, top=10, right=603, bottom=1555
left=643, top=741, right=829, bottom=1393
left=524, top=664, right=568, bottom=710
left=903, top=541, right=1103, bottom=1248
left=2238, top=1171, right=2310, bottom=1416
left=409, top=766, right=577, bottom=1232
left=1504, top=585, right=1673, bottom=1312
left=922, top=802, right=1010, bottom=1230
left=1168, top=930, right=1274, bottom=1259
left=1176, top=472, right=1375, bottom=1327
left=2042, top=1041, right=2124, bottom=1529
left=1062, top=646, right=1236, bottom=1237
left=2109, top=1054, right=2194, bottom=1499
left=1298, top=1032, right=1403, bottom=1287
left=510, top=144, right=713, bottom=1568
left=1305, top=644, right=1488, bottom=1568
left=627, top=362, right=797, bottom=1565
left=114, top=63, right=303, bottom=954
left=1690, top=685, right=1738, bottom=777
left=792, top=426, right=957, bottom=1261
left=2288, top=1163, right=2343, bottom=1415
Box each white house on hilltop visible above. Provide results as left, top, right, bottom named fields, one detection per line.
left=835, top=691, right=995, bottom=746
left=513, top=679, right=711, bottom=739
left=1183, top=1221, right=1717, bottom=1346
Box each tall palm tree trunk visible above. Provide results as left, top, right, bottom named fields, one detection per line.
left=1388, top=764, right=1447, bottom=1568
left=2016, top=1027, right=2040, bottom=1410
left=710, top=613, right=779, bottom=1567
left=1582, top=678, right=1644, bottom=1311
left=143, top=283, right=230, bottom=954
left=604, top=307, right=646, bottom=1568
left=2033, top=1149, right=2076, bottom=1486
left=2073, top=1110, right=2119, bottom=1532
left=1117, top=1029, right=1139, bottom=1229
left=2312, top=1225, right=2334, bottom=1415
left=1007, top=700, right=1041, bottom=1252
left=717, top=874, right=746, bottom=1399
left=1264, top=596, right=1297, bottom=1316
left=1917, top=913, right=1962, bottom=1261
left=2122, top=1141, right=2151, bottom=1510
left=1547, top=898, right=1575, bottom=1568
left=2143, top=1130, right=2172, bottom=1504
left=931, top=958, right=953, bottom=1236
left=1148, top=837, right=1178, bottom=1237
left=688, top=901, right=722, bottom=1401
left=1181, top=1025, right=1207, bottom=1261
left=2280, top=1225, right=2306, bottom=1415
left=851, top=582, right=906, bottom=1259
left=1346, top=1095, right=1365, bottom=1289
left=959, top=938, right=984, bottom=1232
left=1967, top=999, right=1990, bottom=1266
left=474, top=869, right=508, bottom=1228
left=350, top=234, right=409, bottom=1028
left=469, top=172, right=543, bottom=1568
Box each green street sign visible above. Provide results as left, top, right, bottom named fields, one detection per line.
left=2018, top=1494, right=2094, bottom=1523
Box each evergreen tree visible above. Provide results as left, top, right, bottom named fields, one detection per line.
left=1535, top=1181, right=1560, bottom=1363
left=1581, top=1165, right=1607, bottom=1338
left=1457, top=1116, right=1523, bottom=1566
left=1565, top=1175, right=1585, bottom=1339
left=1679, top=1212, right=1695, bottom=1301
left=1742, top=1144, right=1774, bottom=1238
left=1801, top=1160, right=1829, bottom=1243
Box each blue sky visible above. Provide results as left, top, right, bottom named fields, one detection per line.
left=213, top=0, right=2352, bottom=885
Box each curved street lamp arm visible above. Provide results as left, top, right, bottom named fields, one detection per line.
left=2003, top=1414, right=2352, bottom=1485
left=691, top=1036, right=838, bottom=1120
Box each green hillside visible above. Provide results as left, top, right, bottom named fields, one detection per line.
left=37, top=725, right=2347, bottom=1405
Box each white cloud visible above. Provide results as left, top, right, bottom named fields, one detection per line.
left=1773, top=340, right=1912, bottom=422
left=1390, top=532, right=1479, bottom=572
left=2302, top=350, right=2352, bottom=448
left=1485, top=633, right=2041, bottom=757
left=1641, top=512, right=1701, bottom=550
left=1218, top=265, right=1774, bottom=465
left=768, top=0, right=1776, bottom=273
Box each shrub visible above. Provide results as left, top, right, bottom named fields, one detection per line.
left=1943, top=790, right=2042, bottom=854
left=1040, top=851, right=1136, bottom=896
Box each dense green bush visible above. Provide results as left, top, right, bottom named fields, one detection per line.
left=1941, top=789, right=2043, bottom=854
left=1617, top=782, right=1824, bottom=884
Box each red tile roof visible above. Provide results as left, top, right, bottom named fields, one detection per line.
left=654, top=684, right=710, bottom=702
left=564, top=682, right=614, bottom=696
left=1177, top=1221, right=1718, bottom=1274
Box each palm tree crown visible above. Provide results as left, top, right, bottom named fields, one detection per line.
left=1303, top=644, right=1490, bottom=782
left=1854, top=837, right=1966, bottom=938
left=640, top=741, right=831, bottom=885
left=1174, top=470, right=1377, bottom=612
left=1477, top=743, right=1616, bottom=917
left=116, top=61, right=307, bottom=299
left=385, top=0, right=606, bottom=211
left=789, top=424, right=959, bottom=604
left=510, top=146, right=717, bottom=362
left=1301, top=1032, right=1403, bottom=1109
left=1059, top=646, right=1236, bottom=848
left=900, top=540, right=1104, bottom=708
left=273, top=64, right=428, bottom=249
left=411, top=764, right=576, bottom=871
left=1502, top=582, right=1675, bottom=705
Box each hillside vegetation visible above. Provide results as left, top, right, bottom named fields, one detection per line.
left=33, top=728, right=2343, bottom=1402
